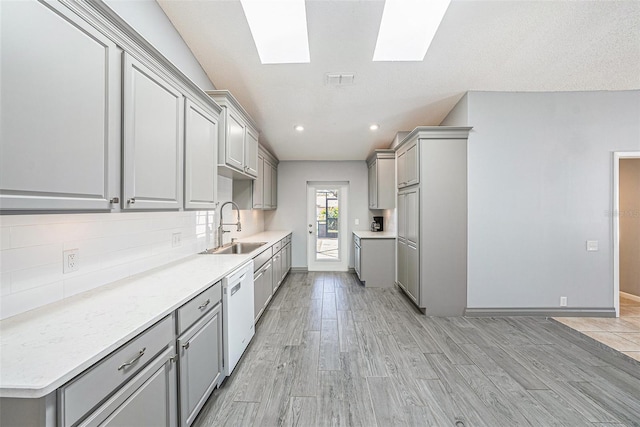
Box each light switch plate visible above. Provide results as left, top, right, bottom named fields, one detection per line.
left=586, top=240, right=599, bottom=251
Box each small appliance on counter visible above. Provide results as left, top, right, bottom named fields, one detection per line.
left=370, top=216, right=384, bottom=232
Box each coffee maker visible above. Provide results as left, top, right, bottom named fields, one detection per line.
left=370, top=216, right=384, bottom=232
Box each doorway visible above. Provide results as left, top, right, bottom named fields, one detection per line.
left=613, top=152, right=640, bottom=317
left=307, top=182, right=349, bottom=271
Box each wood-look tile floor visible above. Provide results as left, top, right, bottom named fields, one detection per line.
left=554, top=294, right=640, bottom=362
left=194, top=273, right=640, bottom=427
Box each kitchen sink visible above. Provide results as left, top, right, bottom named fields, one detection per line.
left=200, top=242, right=267, bottom=255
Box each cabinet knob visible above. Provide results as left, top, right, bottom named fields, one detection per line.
left=127, top=198, right=136, bottom=204
left=110, top=197, right=119, bottom=204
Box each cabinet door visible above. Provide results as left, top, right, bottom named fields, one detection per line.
left=123, top=54, right=183, bottom=210
left=377, top=158, right=395, bottom=209
left=252, top=154, right=264, bottom=208
left=79, top=347, right=177, bottom=427
left=263, top=160, right=273, bottom=209
left=184, top=99, right=218, bottom=210
left=272, top=251, right=282, bottom=292
left=397, top=240, right=407, bottom=291
left=396, top=149, right=406, bottom=189
left=178, top=306, right=222, bottom=427
left=0, top=0, right=120, bottom=211
left=286, top=243, right=291, bottom=272
left=271, top=165, right=278, bottom=209
left=368, top=161, right=377, bottom=208
left=354, top=242, right=361, bottom=279
left=254, top=261, right=272, bottom=322
left=397, top=193, right=406, bottom=240
left=405, top=189, right=419, bottom=246
left=406, top=243, right=419, bottom=303
left=244, top=128, right=259, bottom=177
left=405, top=141, right=419, bottom=186
left=225, top=109, right=245, bottom=171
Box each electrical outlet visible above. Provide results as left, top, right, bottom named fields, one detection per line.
left=560, top=296, right=568, bottom=307
left=63, top=249, right=79, bottom=274
left=172, top=232, right=182, bottom=248
left=354, top=218, right=359, bottom=225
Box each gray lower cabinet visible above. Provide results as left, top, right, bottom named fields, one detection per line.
left=0, top=0, right=120, bottom=212
left=353, top=234, right=395, bottom=288
left=253, top=260, right=273, bottom=322
left=79, top=346, right=177, bottom=427
left=123, top=53, right=184, bottom=210
left=272, top=249, right=283, bottom=293
left=58, top=315, right=176, bottom=427
left=177, top=305, right=223, bottom=427
left=252, top=235, right=291, bottom=324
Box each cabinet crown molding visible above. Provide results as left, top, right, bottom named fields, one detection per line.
left=366, top=149, right=395, bottom=165
left=396, top=126, right=473, bottom=151
left=206, top=90, right=260, bottom=132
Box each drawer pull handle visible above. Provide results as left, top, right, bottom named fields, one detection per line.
left=118, top=347, right=146, bottom=370
left=182, top=342, right=190, bottom=350
left=198, top=299, right=211, bottom=310
left=127, top=198, right=136, bottom=204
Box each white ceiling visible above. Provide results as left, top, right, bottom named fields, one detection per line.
left=158, top=0, right=640, bottom=161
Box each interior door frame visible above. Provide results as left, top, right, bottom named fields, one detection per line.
left=612, top=151, right=640, bottom=317
left=307, top=181, right=349, bottom=271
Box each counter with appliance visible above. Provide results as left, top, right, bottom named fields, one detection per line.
left=353, top=231, right=396, bottom=288
left=0, top=230, right=291, bottom=426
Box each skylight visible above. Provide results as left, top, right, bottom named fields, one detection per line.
left=240, top=0, right=310, bottom=64
left=373, top=0, right=451, bottom=61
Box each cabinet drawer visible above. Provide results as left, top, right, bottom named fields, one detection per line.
left=353, top=234, right=361, bottom=246
left=177, top=282, right=222, bottom=335
left=253, top=247, right=272, bottom=272
left=59, top=315, right=174, bottom=427
left=272, top=239, right=282, bottom=253
left=286, top=234, right=292, bottom=244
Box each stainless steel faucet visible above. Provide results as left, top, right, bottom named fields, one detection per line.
left=217, top=201, right=241, bottom=248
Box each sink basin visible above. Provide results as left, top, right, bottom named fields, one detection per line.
left=200, top=242, right=267, bottom=255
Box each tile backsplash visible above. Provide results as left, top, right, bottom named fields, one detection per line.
left=0, top=211, right=215, bottom=320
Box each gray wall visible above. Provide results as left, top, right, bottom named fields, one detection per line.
left=442, top=90, right=640, bottom=309
left=264, top=161, right=369, bottom=268
left=620, top=159, right=640, bottom=297
left=104, top=0, right=215, bottom=91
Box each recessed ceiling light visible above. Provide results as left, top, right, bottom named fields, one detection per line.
left=373, top=0, right=451, bottom=61
left=370, top=124, right=380, bottom=131
left=294, top=125, right=305, bottom=132
left=240, top=0, right=310, bottom=64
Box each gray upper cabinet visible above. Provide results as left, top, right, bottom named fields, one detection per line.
left=245, top=128, right=259, bottom=177
left=184, top=99, right=220, bottom=210
left=225, top=109, right=246, bottom=171
left=123, top=54, right=184, bottom=210
left=206, top=90, right=259, bottom=180
left=0, top=0, right=120, bottom=212
left=397, top=139, right=419, bottom=189
left=367, top=150, right=395, bottom=209
left=233, top=145, right=278, bottom=210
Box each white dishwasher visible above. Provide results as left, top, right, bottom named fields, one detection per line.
left=222, top=260, right=255, bottom=376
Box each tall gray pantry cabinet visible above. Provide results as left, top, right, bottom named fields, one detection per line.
left=395, top=127, right=472, bottom=316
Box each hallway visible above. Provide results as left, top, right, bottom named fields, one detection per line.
left=195, top=272, right=640, bottom=426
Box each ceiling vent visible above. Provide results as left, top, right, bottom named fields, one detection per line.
left=325, top=73, right=355, bottom=85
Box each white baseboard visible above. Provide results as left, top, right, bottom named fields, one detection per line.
left=620, top=291, right=640, bottom=303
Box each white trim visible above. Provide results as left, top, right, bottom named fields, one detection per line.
left=613, top=151, right=640, bottom=318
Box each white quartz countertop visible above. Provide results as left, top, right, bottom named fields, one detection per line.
left=353, top=230, right=397, bottom=239
left=0, top=230, right=291, bottom=399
